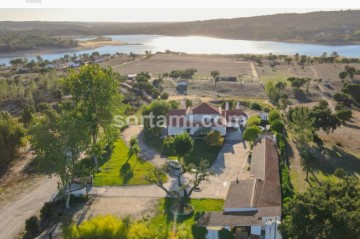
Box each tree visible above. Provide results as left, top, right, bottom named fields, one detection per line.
left=128, top=137, right=141, bottom=161
left=279, top=176, right=360, bottom=239
left=287, top=77, right=307, bottom=89
left=284, top=57, right=292, bottom=65
left=185, top=98, right=192, bottom=108
left=160, top=92, right=169, bottom=100
left=268, top=110, right=281, bottom=123
left=142, top=100, right=170, bottom=137
left=21, top=103, right=35, bottom=127
left=29, top=109, right=90, bottom=209
left=0, top=111, right=25, bottom=162
left=314, top=78, right=323, bottom=87
left=243, top=126, right=260, bottom=144
left=270, top=119, right=285, bottom=134
left=265, top=82, right=281, bottom=104
left=203, top=130, right=224, bottom=147
left=145, top=159, right=212, bottom=212
left=345, top=65, right=356, bottom=79
left=335, top=104, right=352, bottom=122
left=275, top=81, right=287, bottom=92
left=173, top=132, right=194, bottom=160
left=310, top=101, right=341, bottom=133
left=339, top=71, right=348, bottom=82
left=333, top=92, right=354, bottom=106
left=64, top=64, right=123, bottom=168
left=246, top=116, right=261, bottom=127
left=129, top=52, right=137, bottom=60
left=342, top=83, right=360, bottom=104
left=288, top=107, right=314, bottom=143
left=210, top=70, right=220, bottom=95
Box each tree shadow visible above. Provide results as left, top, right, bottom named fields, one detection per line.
left=119, top=163, right=133, bottom=184
left=309, top=144, right=360, bottom=178
left=293, top=88, right=311, bottom=103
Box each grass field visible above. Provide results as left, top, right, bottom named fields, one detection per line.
left=94, top=138, right=160, bottom=186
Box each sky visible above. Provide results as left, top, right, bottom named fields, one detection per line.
left=0, top=8, right=347, bottom=22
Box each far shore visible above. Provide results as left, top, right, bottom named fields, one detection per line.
left=0, top=38, right=140, bottom=59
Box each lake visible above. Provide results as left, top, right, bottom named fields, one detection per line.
left=1, top=35, right=360, bottom=65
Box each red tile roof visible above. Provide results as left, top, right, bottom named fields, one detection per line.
left=189, top=102, right=221, bottom=114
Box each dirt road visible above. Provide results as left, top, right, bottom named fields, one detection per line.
left=0, top=176, right=58, bottom=239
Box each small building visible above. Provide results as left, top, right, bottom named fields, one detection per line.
left=199, top=138, right=282, bottom=239
left=167, top=102, right=247, bottom=137
left=127, top=74, right=137, bottom=81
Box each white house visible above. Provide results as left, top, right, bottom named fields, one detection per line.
left=167, top=102, right=247, bottom=137
left=199, top=138, right=282, bottom=239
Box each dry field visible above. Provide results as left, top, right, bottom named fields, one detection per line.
left=111, top=54, right=253, bottom=78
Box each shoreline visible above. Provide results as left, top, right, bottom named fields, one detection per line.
left=0, top=39, right=140, bottom=59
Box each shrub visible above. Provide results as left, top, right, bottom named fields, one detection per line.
left=169, top=100, right=179, bottom=109
left=65, top=215, right=128, bottom=239
left=268, top=110, right=281, bottom=122
left=25, top=216, right=39, bottom=238
left=191, top=225, right=208, bottom=239
left=40, top=201, right=57, bottom=222
left=250, top=102, right=262, bottom=111
left=162, top=136, right=175, bottom=155
left=270, top=120, right=285, bottom=134
left=160, top=92, right=169, bottom=100
left=185, top=98, right=193, bottom=108
left=218, top=228, right=234, bottom=239
left=204, top=130, right=224, bottom=147
left=247, top=116, right=261, bottom=127
left=243, top=126, right=261, bottom=144
left=333, top=92, right=354, bottom=106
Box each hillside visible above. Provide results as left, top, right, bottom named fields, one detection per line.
left=1, top=10, right=360, bottom=46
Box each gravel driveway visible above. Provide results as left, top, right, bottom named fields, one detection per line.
left=0, top=177, right=58, bottom=239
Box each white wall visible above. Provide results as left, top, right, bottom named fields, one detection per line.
left=168, top=126, right=226, bottom=136
left=251, top=225, right=261, bottom=235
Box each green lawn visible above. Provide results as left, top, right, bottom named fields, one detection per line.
left=148, top=198, right=224, bottom=232
left=168, top=140, right=222, bottom=167
left=94, top=138, right=160, bottom=186
left=259, top=71, right=293, bottom=84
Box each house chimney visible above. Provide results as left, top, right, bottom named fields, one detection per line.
left=225, top=102, right=229, bottom=111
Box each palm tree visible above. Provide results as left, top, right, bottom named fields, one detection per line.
left=210, top=70, right=220, bottom=95
left=127, top=137, right=140, bottom=162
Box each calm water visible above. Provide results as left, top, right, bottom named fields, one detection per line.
left=1, top=35, right=360, bottom=65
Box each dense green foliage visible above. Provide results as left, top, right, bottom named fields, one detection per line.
left=173, top=132, right=194, bottom=160
left=246, top=116, right=261, bottom=127
left=170, top=68, right=197, bottom=79
left=242, top=126, right=260, bottom=144
left=0, top=30, right=77, bottom=52
left=310, top=100, right=341, bottom=133
left=342, top=83, right=360, bottom=104
left=203, top=130, right=224, bottom=147
left=279, top=176, right=360, bottom=239
left=24, top=216, right=40, bottom=238
left=0, top=111, right=25, bottom=162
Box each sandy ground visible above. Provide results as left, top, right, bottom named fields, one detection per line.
left=0, top=146, right=58, bottom=239
left=0, top=176, right=58, bottom=239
